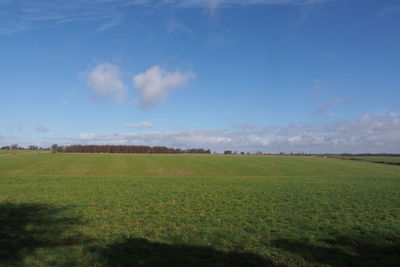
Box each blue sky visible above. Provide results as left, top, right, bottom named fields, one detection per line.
left=1, top=0, right=400, bottom=153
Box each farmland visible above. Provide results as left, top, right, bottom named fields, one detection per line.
left=0, top=153, right=399, bottom=266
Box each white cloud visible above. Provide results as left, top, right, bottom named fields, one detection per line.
left=385, top=112, right=398, bottom=118
left=133, top=65, right=195, bottom=108
left=34, top=125, right=49, bottom=132
left=61, top=114, right=400, bottom=153
left=125, top=121, right=156, bottom=129
left=87, top=63, right=126, bottom=100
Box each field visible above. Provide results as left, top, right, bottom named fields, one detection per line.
left=0, top=153, right=399, bottom=266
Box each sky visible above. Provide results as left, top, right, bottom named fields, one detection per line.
left=1, top=0, right=400, bottom=153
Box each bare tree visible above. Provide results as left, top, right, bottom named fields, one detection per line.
left=11, top=144, right=19, bottom=150
left=51, top=144, right=58, bottom=153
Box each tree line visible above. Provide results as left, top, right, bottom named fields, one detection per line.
left=1, top=145, right=399, bottom=156
left=1, top=144, right=48, bottom=151
left=51, top=144, right=211, bottom=154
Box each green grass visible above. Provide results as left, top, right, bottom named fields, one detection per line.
left=0, top=153, right=399, bottom=266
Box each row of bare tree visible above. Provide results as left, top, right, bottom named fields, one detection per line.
left=51, top=144, right=211, bottom=154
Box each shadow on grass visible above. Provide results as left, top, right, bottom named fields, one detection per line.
left=272, top=235, right=400, bottom=266
left=96, top=238, right=278, bottom=267
left=2, top=201, right=399, bottom=266
left=0, top=202, right=87, bottom=265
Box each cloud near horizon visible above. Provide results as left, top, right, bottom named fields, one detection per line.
left=59, top=113, right=400, bottom=153
left=125, top=121, right=156, bottom=129
left=133, top=65, right=195, bottom=109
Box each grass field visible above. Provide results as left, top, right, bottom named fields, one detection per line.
left=0, top=153, right=399, bottom=266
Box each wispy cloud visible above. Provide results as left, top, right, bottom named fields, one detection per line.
left=35, top=125, right=50, bottom=132
left=176, top=0, right=222, bottom=16
left=313, top=97, right=344, bottom=116
left=0, top=0, right=151, bottom=34
left=298, top=3, right=320, bottom=22
left=86, top=63, right=126, bottom=100
left=125, top=121, right=156, bottom=129
left=170, top=0, right=325, bottom=9
left=309, top=79, right=323, bottom=100
left=60, top=97, right=69, bottom=104
left=133, top=65, right=195, bottom=109
left=96, top=15, right=124, bottom=32
left=61, top=113, right=400, bottom=153
left=378, top=5, right=400, bottom=17
left=7, top=122, right=24, bottom=132
left=169, top=0, right=327, bottom=16
left=166, top=17, right=193, bottom=35
left=0, top=0, right=327, bottom=34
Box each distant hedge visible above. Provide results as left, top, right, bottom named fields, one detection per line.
left=52, top=144, right=211, bottom=154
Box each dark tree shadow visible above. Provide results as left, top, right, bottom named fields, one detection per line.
left=272, top=235, right=400, bottom=266
left=0, top=202, right=87, bottom=265
left=95, top=238, right=279, bottom=267
left=3, top=201, right=399, bottom=266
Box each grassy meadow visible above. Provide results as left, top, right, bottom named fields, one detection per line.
left=0, top=153, right=399, bottom=266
